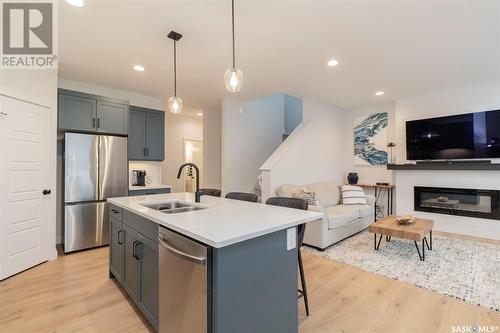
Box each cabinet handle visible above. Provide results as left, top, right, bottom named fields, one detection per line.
left=143, top=147, right=147, bottom=157
left=111, top=209, right=119, bottom=214
left=117, top=230, right=123, bottom=245
left=97, top=118, right=100, bottom=128
left=133, top=241, right=141, bottom=260
left=132, top=240, right=137, bottom=258
left=146, top=147, right=149, bottom=156
left=92, top=117, right=96, bottom=128
left=158, top=236, right=207, bottom=265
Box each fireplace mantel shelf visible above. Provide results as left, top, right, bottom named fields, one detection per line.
left=387, top=163, right=500, bottom=171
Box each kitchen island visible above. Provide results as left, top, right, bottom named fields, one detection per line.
left=107, top=192, right=323, bottom=333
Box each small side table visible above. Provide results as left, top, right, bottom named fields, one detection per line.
left=353, top=183, right=395, bottom=221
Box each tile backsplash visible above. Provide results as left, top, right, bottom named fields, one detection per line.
left=129, top=161, right=163, bottom=185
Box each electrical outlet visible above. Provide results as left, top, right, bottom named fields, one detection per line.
left=287, top=228, right=296, bottom=251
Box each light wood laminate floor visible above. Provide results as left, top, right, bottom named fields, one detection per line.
left=0, top=244, right=498, bottom=333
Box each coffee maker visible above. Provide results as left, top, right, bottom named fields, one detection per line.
left=132, top=170, right=147, bottom=186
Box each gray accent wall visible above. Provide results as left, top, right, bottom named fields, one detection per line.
left=284, top=94, right=303, bottom=135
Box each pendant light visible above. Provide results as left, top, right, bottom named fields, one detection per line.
left=168, top=31, right=183, bottom=114
left=224, top=0, right=243, bottom=92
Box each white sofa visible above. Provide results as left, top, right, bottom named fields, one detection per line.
left=277, top=181, right=375, bottom=250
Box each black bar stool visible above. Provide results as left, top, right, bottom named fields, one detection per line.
left=198, top=188, right=222, bottom=197
left=225, top=192, right=258, bottom=203
left=265, top=197, right=310, bottom=316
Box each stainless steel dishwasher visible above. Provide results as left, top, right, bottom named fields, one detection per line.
left=158, top=226, right=208, bottom=333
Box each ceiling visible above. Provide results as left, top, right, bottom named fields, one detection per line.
left=58, top=0, right=500, bottom=115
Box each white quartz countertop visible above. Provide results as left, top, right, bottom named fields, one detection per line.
left=129, top=184, right=172, bottom=191
left=108, top=192, right=324, bottom=248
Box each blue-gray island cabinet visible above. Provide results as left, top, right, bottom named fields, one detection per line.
left=107, top=193, right=323, bottom=333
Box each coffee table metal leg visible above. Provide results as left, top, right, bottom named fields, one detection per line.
left=424, top=237, right=431, bottom=251
left=374, top=233, right=376, bottom=250
left=414, top=241, right=423, bottom=261
left=375, top=234, right=383, bottom=250
left=430, top=230, right=433, bottom=250
left=386, top=235, right=391, bottom=242
left=422, top=238, right=425, bottom=261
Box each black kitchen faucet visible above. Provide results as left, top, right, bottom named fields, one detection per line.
left=176, top=163, right=202, bottom=203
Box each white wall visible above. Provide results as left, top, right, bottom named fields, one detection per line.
left=222, top=94, right=285, bottom=194
left=393, top=81, right=500, bottom=239
left=344, top=102, right=396, bottom=185
left=58, top=78, right=163, bottom=110
left=203, top=102, right=222, bottom=189
left=1, top=69, right=58, bottom=260
left=260, top=98, right=348, bottom=201
left=395, top=81, right=500, bottom=163
left=163, top=113, right=203, bottom=193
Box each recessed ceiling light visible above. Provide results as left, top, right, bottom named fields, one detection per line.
left=327, top=59, right=339, bottom=67
left=133, top=65, right=145, bottom=72
left=375, top=91, right=385, bottom=96
left=197, top=112, right=203, bottom=117
left=65, top=0, right=84, bottom=7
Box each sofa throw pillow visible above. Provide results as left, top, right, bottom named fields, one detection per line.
left=293, top=189, right=319, bottom=206
left=341, top=185, right=367, bottom=205
left=305, top=182, right=340, bottom=207
left=277, top=184, right=303, bottom=198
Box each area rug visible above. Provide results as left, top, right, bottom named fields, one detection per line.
left=304, top=230, right=499, bottom=311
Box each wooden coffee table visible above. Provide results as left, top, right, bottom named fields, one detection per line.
left=368, top=216, right=434, bottom=261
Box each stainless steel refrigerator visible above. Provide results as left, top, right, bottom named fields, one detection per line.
left=64, top=133, right=127, bottom=253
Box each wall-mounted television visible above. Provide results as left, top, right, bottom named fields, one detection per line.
left=406, top=110, right=500, bottom=160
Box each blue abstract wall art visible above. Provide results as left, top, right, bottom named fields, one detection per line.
left=354, top=112, right=388, bottom=165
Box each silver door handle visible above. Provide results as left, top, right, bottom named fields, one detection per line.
left=158, top=236, right=206, bottom=265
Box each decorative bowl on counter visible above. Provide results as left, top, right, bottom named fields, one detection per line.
left=396, top=215, right=415, bottom=225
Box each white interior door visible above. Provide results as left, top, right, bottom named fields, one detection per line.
left=0, top=95, right=50, bottom=280
left=183, top=140, right=203, bottom=193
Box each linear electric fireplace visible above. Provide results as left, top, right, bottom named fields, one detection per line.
left=414, top=186, right=500, bottom=220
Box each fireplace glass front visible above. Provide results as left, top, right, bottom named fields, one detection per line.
left=414, top=186, right=500, bottom=220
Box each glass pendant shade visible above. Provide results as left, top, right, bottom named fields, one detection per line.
left=168, top=96, right=183, bottom=114
left=224, top=67, right=243, bottom=92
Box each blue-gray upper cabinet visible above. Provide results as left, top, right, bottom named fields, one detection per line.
left=129, top=106, right=165, bottom=161
left=58, top=93, right=97, bottom=132
left=145, top=111, right=165, bottom=161
left=58, top=89, right=129, bottom=135
left=97, top=100, right=129, bottom=135
left=129, top=109, right=147, bottom=160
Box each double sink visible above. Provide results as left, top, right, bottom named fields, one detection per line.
left=142, top=201, right=206, bottom=214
